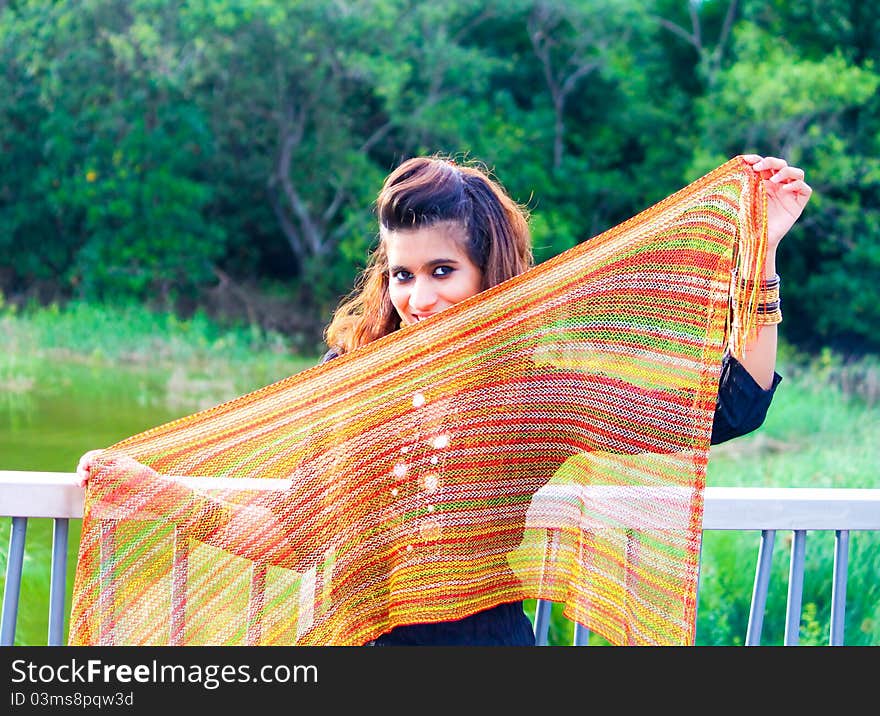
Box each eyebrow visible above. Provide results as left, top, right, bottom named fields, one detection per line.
left=389, top=258, right=460, bottom=273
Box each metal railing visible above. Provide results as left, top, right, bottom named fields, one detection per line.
left=3, top=470, right=879, bottom=646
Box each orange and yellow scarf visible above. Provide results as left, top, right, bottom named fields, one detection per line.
left=69, top=157, right=767, bottom=646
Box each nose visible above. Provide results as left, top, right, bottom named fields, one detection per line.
left=409, top=277, right=438, bottom=312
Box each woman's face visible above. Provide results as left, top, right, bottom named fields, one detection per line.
left=384, top=222, right=483, bottom=327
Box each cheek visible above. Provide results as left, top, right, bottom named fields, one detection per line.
left=388, top=284, right=407, bottom=313
left=452, top=270, right=483, bottom=303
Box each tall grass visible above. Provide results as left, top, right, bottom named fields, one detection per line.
left=0, top=297, right=319, bottom=400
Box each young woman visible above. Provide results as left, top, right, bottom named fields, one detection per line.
left=317, top=153, right=812, bottom=645
left=78, top=153, right=811, bottom=646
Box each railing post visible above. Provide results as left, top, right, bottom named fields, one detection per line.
left=98, top=520, right=117, bottom=645
left=170, top=527, right=189, bottom=646
left=573, top=622, right=590, bottom=645
left=784, top=530, right=807, bottom=646
left=746, top=529, right=775, bottom=646
left=247, top=563, right=268, bottom=646
left=533, top=600, right=552, bottom=645
left=48, top=518, right=70, bottom=646
left=1, top=516, right=28, bottom=646
left=829, top=530, right=850, bottom=646
left=693, top=537, right=704, bottom=645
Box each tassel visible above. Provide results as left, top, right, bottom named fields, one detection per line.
left=728, top=158, right=769, bottom=360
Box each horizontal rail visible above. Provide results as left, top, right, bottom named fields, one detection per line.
left=3, top=471, right=878, bottom=646
left=3, top=471, right=880, bottom=529
left=701, top=486, right=880, bottom=530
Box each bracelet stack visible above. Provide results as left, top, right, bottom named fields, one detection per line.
left=741, top=274, right=782, bottom=325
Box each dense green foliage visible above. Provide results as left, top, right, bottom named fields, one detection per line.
left=2, top=0, right=879, bottom=352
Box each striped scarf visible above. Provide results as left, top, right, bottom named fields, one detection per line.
left=69, top=157, right=767, bottom=645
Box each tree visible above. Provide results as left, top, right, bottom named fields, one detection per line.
left=0, top=0, right=225, bottom=303
left=688, top=19, right=880, bottom=351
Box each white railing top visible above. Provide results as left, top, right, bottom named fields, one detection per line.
left=2, top=470, right=879, bottom=530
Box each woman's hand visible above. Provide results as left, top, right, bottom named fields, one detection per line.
left=735, top=155, right=810, bottom=388
left=76, top=449, right=189, bottom=525
left=76, top=449, right=105, bottom=488
left=741, top=154, right=813, bottom=249
left=76, top=450, right=307, bottom=568
left=76, top=449, right=151, bottom=492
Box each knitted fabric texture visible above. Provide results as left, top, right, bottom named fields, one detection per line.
left=69, top=157, right=768, bottom=646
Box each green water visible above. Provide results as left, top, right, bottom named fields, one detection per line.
left=2, top=362, right=196, bottom=473
left=1, top=357, right=307, bottom=646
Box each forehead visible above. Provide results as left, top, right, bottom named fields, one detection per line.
left=383, top=222, right=470, bottom=266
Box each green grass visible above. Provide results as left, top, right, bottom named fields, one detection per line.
left=0, top=297, right=319, bottom=396
left=2, top=300, right=878, bottom=645
left=707, top=353, right=879, bottom=490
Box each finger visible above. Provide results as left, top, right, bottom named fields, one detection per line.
left=76, top=449, right=101, bottom=471
left=752, top=156, right=788, bottom=172
left=769, top=166, right=805, bottom=183
left=780, top=179, right=813, bottom=198
left=76, top=449, right=103, bottom=488
left=753, top=158, right=790, bottom=182
left=741, top=154, right=762, bottom=164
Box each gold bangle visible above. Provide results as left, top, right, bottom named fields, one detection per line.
left=754, top=302, right=782, bottom=326
left=739, top=273, right=780, bottom=289
left=739, top=274, right=781, bottom=313
left=759, top=286, right=780, bottom=304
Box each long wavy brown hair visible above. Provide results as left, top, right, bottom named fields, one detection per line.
left=324, top=156, right=533, bottom=355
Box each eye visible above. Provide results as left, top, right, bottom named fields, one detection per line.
left=433, top=265, right=454, bottom=277
left=391, top=269, right=413, bottom=282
